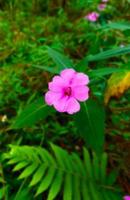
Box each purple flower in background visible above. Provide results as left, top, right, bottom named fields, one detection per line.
left=124, top=196, right=130, bottom=200
left=85, top=12, right=99, bottom=22
left=98, top=3, right=106, bottom=11
left=45, top=68, right=89, bottom=114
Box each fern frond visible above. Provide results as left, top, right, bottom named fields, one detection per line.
left=5, top=144, right=122, bottom=200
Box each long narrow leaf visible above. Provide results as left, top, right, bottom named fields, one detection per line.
left=87, top=46, right=130, bottom=62
left=11, top=98, right=55, bottom=129
left=75, top=99, right=105, bottom=154
left=88, top=68, right=127, bottom=78
left=47, top=47, right=74, bottom=72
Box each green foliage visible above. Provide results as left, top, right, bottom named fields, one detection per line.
left=102, top=22, right=130, bottom=31
left=88, top=67, right=128, bottom=78
left=11, top=188, right=33, bottom=200
left=0, top=164, right=7, bottom=200
left=11, top=98, right=55, bottom=129
left=71, top=0, right=94, bottom=9
left=0, top=0, right=130, bottom=197
left=6, top=144, right=122, bottom=200
left=47, top=47, right=74, bottom=71
left=87, top=45, right=130, bottom=62
left=74, top=99, right=105, bottom=154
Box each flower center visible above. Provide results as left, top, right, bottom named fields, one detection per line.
left=64, top=87, right=72, bottom=96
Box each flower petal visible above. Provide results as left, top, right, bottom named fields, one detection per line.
left=53, top=96, right=68, bottom=112
left=49, top=75, right=65, bottom=92
left=45, top=91, right=61, bottom=105
left=124, top=196, right=130, bottom=200
left=73, top=86, right=89, bottom=101
left=60, top=68, right=76, bottom=84
left=72, top=73, right=89, bottom=86
left=66, top=97, right=80, bottom=114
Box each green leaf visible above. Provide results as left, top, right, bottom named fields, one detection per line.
left=63, top=174, right=72, bottom=200
left=13, top=161, right=29, bottom=171
left=11, top=98, right=55, bottom=128
left=107, top=170, right=119, bottom=185
left=102, top=189, right=111, bottom=200
left=51, top=144, right=67, bottom=169
left=102, top=22, right=130, bottom=31
left=88, top=68, right=127, bottom=78
left=36, top=167, right=56, bottom=196
left=54, top=146, right=75, bottom=172
left=47, top=171, right=63, bottom=200
left=31, top=64, right=59, bottom=74
left=75, top=99, right=105, bottom=155
left=83, top=148, right=93, bottom=180
left=72, top=175, right=81, bottom=200
left=6, top=144, right=122, bottom=199
left=89, top=182, right=101, bottom=200
left=0, top=187, right=7, bottom=200
left=100, top=153, right=108, bottom=184
left=0, top=177, right=4, bottom=183
left=29, top=164, right=48, bottom=186
left=106, top=191, right=122, bottom=200
left=47, top=47, right=74, bottom=72
left=81, top=181, right=91, bottom=200
left=71, top=153, right=85, bottom=177
left=13, top=188, right=33, bottom=200
left=7, top=157, right=21, bottom=165
left=18, top=163, right=38, bottom=179
left=86, top=45, right=130, bottom=62
left=37, top=147, right=56, bottom=165
left=92, top=152, right=99, bottom=181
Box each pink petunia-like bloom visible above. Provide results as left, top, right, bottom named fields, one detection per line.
left=85, top=12, right=99, bottom=22
left=98, top=3, right=106, bottom=11
left=45, top=68, right=89, bottom=114
left=124, top=196, right=130, bottom=200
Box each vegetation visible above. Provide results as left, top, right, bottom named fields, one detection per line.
left=0, top=0, right=130, bottom=199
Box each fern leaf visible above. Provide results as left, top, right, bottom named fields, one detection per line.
left=89, top=182, right=101, bottom=200
left=6, top=144, right=122, bottom=200
left=100, top=152, right=108, bottom=184
left=83, top=148, right=93, bottom=180
left=0, top=187, right=7, bottom=200
left=36, top=166, right=56, bottom=196
left=47, top=171, right=63, bottom=200
left=92, top=152, right=99, bottom=181
left=51, top=144, right=68, bottom=169
left=13, top=161, right=29, bottom=172
left=107, top=190, right=122, bottom=200
left=29, top=163, right=48, bottom=187
left=18, top=163, right=38, bottom=179
left=37, top=147, right=56, bottom=165
left=71, top=153, right=86, bottom=177
left=81, top=181, right=91, bottom=200
left=63, top=173, right=73, bottom=200
left=72, top=175, right=81, bottom=200
left=106, top=170, right=119, bottom=185
left=102, top=189, right=112, bottom=200
left=7, top=157, right=21, bottom=165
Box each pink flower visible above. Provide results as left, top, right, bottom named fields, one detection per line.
left=124, top=196, right=130, bottom=200
left=85, top=12, right=99, bottom=22
left=98, top=3, right=106, bottom=11
left=45, top=68, right=89, bottom=114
